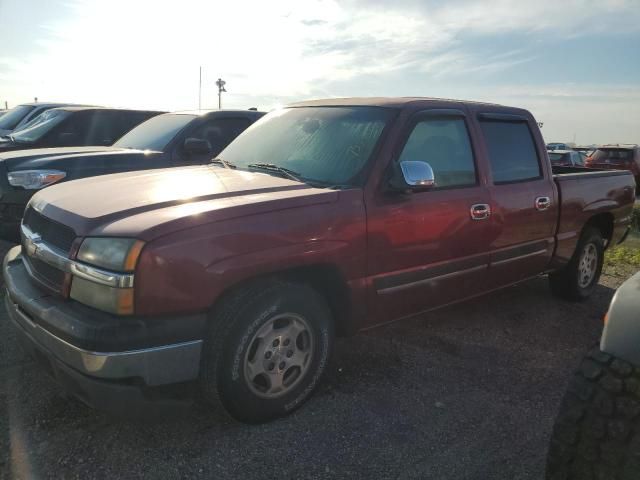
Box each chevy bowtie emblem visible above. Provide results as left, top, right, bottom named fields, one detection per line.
left=25, top=234, right=42, bottom=257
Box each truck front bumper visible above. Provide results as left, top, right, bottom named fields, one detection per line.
left=4, top=246, right=205, bottom=414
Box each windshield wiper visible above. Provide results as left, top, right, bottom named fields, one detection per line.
left=209, top=157, right=236, bottom=169
left=247, top=163, right=303, bottom=183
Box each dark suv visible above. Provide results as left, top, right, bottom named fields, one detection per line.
left=585, top=144, right=640, bottom=186
left=0, top=107, right=163, bottom=152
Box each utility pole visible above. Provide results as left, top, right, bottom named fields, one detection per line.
left=216, top=78, right=226, bottom=110
left=198, top=66, right=202, bottom=110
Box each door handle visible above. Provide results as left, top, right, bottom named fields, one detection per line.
left=470, top=203, right=491, bottom=220
left=535, top=196, right=551, bottom=211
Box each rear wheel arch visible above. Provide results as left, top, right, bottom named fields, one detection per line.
left=585, top=212, right=614, bottom=249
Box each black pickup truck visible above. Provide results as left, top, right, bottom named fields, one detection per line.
left=0, top=109, right=265, bottom=240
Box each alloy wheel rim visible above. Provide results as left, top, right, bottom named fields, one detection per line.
left=243, top=313, right=314, bottom=399
left=578, top=243, right=598, bottom=288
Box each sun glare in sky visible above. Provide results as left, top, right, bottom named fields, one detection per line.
left=0, top=0, right=639, bottom=144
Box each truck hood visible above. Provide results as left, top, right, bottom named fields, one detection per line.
left=0, top=146, right=117, bottom=166
left=31, top=165, right=338, bottom=240
left=0, top=146, right=159, bottom=172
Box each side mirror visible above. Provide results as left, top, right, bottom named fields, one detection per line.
left=184, top=137, right=211, bottom=155
left=401, top=161, right=435, bottom=187
left=389, top=160, right=436, bottom=191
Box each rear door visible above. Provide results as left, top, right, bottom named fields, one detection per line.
left=366, top=108, right=493, bottom=324
left=475, top=112, right=558, bottom=287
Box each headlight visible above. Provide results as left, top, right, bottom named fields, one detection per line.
left=70, top=237, right=145, bottom=315
left=8, top=169, right=66, bottom=189
left=77, top=237, right=144, bottom=272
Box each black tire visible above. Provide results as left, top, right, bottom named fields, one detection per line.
left=546, top=347, right=640, bottom=480
left=549, top=227, right=604, bottom=301
left=199, top=279, right=334, bottom=423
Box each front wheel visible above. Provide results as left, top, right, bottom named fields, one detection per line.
left=546, top=348, right=640, bottom=479
left=200, top=280, right=334, bottom=423
left=549, top=227, right=604, bottom=301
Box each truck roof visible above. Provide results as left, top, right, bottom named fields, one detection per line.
left=49, top=106, right=163, bottom=113
left=289, top=96, right=507, bottom=109
left=174, top=109, right=265, bottom=116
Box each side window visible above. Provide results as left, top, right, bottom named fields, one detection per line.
left=188, top=118, right=251, bottom=157
left=574, top=152, right=585, bottom=166
left=85, top=111, right=121, bottom=146
left=479, top=120, right=541, bottom=183
left=397, top=117, right=476, bottom=188
left=45, top=111, right=91, bottom=145
left=114, top=111, right=157, bottom=140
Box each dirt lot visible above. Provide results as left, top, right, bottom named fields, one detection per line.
left=0, top=239, right=636, bottom=480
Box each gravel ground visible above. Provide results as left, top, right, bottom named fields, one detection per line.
left=0, top=238, right=635, bottom=480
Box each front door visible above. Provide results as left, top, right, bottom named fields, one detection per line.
left=366, top=110, right=493, bottom=326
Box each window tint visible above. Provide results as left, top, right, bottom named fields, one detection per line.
left=398, top=117, right=476, bottom=188
left=480, top=120, right=541, bottom=183
left=84, top=111, right=122, bottom=145
left=188, top=118, right=251, bottom=157
left=114, top=111, right=160, bottom=140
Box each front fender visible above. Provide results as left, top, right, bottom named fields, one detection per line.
left=601, top=271, right=640, bottom=366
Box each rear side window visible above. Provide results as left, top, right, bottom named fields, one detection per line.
left=398, top=117, right=476, bottom=188
left=188, top=118, right=251, bottom=157
left=480, top=120, right=541, bottom=183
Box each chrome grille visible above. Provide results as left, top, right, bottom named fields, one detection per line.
left=22, top=207, right=76, bottom=254
left=23, top=254, right=66, bottom=292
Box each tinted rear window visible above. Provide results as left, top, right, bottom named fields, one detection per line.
left=479, top=120, right=541, bottom=183
left=591, top=149, right=634, bottom=164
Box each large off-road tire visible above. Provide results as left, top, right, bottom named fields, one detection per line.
left=546, top=347, right=640, bottom=480
left=199, top=280, right=334, bottom=423
left=549, top=227, right=604, bottom=301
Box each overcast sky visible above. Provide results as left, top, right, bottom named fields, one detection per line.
left=1, top=0, right=638, bottom=144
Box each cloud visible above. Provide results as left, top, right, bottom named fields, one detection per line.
left=0, top=0, right=638, bottom=144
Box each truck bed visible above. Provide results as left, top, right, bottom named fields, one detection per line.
left=552, top=165, right=635, bottom=263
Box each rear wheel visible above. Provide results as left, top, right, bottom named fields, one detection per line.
left=199, top=280, right=334, bottom=423
left=546, top=348, right=640, bottom=479
left=549, top=227, right=604, bottom=301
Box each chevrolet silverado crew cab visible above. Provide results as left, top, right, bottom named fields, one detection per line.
left=0, top=109, right=264, bottom=241
left=3, top=98, right=635, bottom=423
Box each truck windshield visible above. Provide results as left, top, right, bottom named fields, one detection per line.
left=590, top=148, right=633, bottom=164
left=218, top=106, right=394, bottom=187
left=10, top=109, right=71, bottom=143
left=0, top=105, right=35, bottom=131
left=114, top=113, right=196, bottom=151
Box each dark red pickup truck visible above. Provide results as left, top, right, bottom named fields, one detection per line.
left=3, top=98, right=636, bottom=423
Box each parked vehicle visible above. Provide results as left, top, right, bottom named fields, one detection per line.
left=0, top=103, right=85, bottom=136
left=548, top=149, right=585, bottom=167
left=547, top=142, right=574, bottom=151
left=0, top=109, right=264, bottom=241
left=3, top=97, right=635, bottom=423
left=0, top=107, right=163, bottom=153
left=585, top=144, right=640, bottom=186
left=546, top=271, right=640, bottom=479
